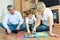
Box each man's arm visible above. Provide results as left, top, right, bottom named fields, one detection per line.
left=2, top=14, right=11, bottom=34
left=16, top=12, right=24, bottom=30
left=2, top=14, right=9, bottom=29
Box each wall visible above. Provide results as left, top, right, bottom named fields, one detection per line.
left=14, top=0, right=22, bottom=13
left=0, top=0, right=13, bottom=22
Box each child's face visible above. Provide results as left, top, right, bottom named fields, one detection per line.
left=28, top=14, right=32, bottom=19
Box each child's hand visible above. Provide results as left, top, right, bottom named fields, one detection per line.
left=27, top=30, right=30, bottom=35
left=50, top=33, right=59, bottom=37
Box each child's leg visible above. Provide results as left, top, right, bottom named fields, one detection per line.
left=36, top=24, right=49, bottom=32
left=29, top=24, right=34, bottom=31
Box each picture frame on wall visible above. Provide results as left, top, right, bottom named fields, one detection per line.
left=52, top=9, right=59, bottom=24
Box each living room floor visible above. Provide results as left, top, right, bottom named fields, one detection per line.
left=0, top=27, right=60, bottom=40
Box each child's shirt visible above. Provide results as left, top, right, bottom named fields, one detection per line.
left=25, top=15, right=37, bottom=24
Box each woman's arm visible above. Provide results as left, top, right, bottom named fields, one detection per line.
left=35, top=0, right=38, bottom=5
left=48, top=15, right=53, bottom=34
left=48, top=8, right=59, bottom=37
left=33, top=15, right=41, bottom=32
left=48, top=16, right=59, bottom=37
left=34, top=16, right=41, bottom=29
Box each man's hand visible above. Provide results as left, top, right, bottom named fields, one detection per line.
left=16, top=25, right=20, bottom=30
left=6, top=28, right=11, bottom=34
left=16, top=24, right=20, bottom=30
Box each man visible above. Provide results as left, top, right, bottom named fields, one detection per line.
left=0, top=5, right=26, bottom=34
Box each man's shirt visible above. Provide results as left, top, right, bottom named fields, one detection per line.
left=2, top=11, right=24, bottom=29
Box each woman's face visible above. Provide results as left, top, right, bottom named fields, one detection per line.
left=37, top=10, right=43, bottom=14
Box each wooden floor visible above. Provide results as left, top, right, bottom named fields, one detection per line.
left=0, top=27, right=60, bottom=40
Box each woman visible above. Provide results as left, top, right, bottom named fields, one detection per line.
left=33, top=2, right=59, bottom=37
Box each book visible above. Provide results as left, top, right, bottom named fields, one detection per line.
left=34, top=32, right=49, bottom=38
left=23, top=32, right=49, bottom=38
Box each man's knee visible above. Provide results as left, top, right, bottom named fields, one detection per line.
left=0, top=22, right=4, bottom=28
left=20, top=23, right=26, bottom=30
left=0, top=22, right=2, bottom=26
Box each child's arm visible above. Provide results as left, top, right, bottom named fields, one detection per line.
left=25, top=18, right=30, bottom=34
left=26, top=23, right=30, bottom=34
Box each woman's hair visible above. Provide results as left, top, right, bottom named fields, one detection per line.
left=24, top=9, right=32, bottom=16
left=36, top=2, right=46, bottom=11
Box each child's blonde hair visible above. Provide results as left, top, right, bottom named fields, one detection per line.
left=37, top=2, right=46, bottom=11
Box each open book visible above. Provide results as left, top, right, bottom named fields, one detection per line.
left=23, top=32, right=49, bottom=38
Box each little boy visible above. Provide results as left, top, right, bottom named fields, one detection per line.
left=24, top=9, right=38, bottom=34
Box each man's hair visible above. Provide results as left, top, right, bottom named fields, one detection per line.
left=24, top=9, right=32, bottom=16
left=7, top=5, right=14, bottom=10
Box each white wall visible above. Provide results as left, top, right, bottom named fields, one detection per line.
left=0, top=0, right=13, bottom=22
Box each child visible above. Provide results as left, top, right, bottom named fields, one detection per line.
left=24, top=9, right=38, bottom=34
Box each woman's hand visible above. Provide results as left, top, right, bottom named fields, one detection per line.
left=32, top=28, right=36, bottom=33
left=49, top=33, right=59, bottom=37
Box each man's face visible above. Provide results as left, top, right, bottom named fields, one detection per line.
left=8, top=7, right=14, bottom=14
